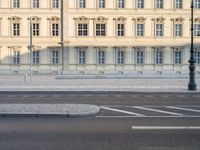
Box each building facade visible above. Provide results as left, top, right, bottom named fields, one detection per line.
left=0, top=0, right=200, bottom=76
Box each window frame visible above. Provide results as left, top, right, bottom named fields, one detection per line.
left=33, top=0, right=40, bottom=8
left=13, top=0, right=20, bottom=8
left=154, top=48, right=163, bottom=65
left=51, top=50, right=59, bottom=65
left=135, top=48, right=144, bottom=65
left=52, top=23, right=59, bottom=36
left=97, top=49, right=105, bottom=64
left=118, top=0, right=125, bottom=8
left=174, top=23, right=183, bottom=37
left=52, top=0, right=59, bottom=8
left=155, top=23, right=164, bottom=37
left=175, top=0, right=182, bottom=9
left=137, top=0, right=144, bottom=9
left=98, top=0, right=105, bottom=8
left=32, top=23, right=40, bottom=36
left=77, top=23, right=88, bottom=36
left=96, top=23, right=106, bottom=36
left=13, top=50, right=20, bottom=64
left=156, top=0, right=163, bottom=9
left=32, top=50, right=40, bottom=65
left=79, top=0, right=86, bottom=8
left=13, top=23, right=20, bottom=36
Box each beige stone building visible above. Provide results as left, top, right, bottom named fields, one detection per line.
left=0, top=0, right=200, bottom=77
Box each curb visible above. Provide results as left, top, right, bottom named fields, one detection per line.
left=0, top=104, right=100, bottom=118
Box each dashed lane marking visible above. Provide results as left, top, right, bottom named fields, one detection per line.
left=101, top=106, right=145, bottom=116
left=131, top=126, right=200, bottom=130
left=145, top=95, right=154, bottom=98
left=6, top=95, right=16, bottom=98
left=166, top=106, right=200, bottom=113
left=97, top=95, right=108, bottom=97
left=114, top=95, right=123, bottom=97
left=21, top=95, right=31, bottom=98
left=176, top=95, right=186, bottom=98
left=52, top=95, right=62, bottom=98
left=37, top=95, right=46, bottom=98
left=68, top=95, right=77, bottom=97
left=82, top=95, right=92, bottom=97
left=133, top=106, right=183, bottom=116
left=161, top=95, right=170, bottom=98
left=130, top=95, right=139, bottom=98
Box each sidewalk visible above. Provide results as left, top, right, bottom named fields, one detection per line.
left=0, top=75, right=199, bottom=93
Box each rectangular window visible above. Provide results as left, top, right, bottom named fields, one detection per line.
left=194, top=50, right=200, bottom=64
left=13, top=23, right=20, bottom=36
left=175, top=0, right=182, bottom=9
left=33, top=0, right=40, bottom=8
left=155, top=48, right=163, bottom=64
left=79, top=0, right=86, bottom=8
left=99, top=0, right=105, bottom=8
left=13, top=50, right=20, bottom=64
left=78, top=23, right=88, bottom=36
left=137, top=0, right=144, bottom=8
left=97, top=50, right=105, bottom=64
left=79, top=50, right=86, bottom=64
left=33, top=51, right=40, bottom=64
left=194, top=0, right=200, bottom=9
left=52, top=50, right=59, bottom=64
left=156, top=23, right=164, bottom=37
left=117, top=24, right=125, bottom=36
left=33, top=23, right=39, bottom=36
left=175, top=24, right=182, bottom=37
left=136, top=50, right=144, bottom=64
left=194, top=24, right=200, bottom=36
left=96, top=24, right=106, bottom=36
left=118, top=0, right=125, bottom=8
left=174, top=50, right=182, bottom=64
left=52, top=0, right=59, bottom=8
left=156, top=0, right=163, bottom=9
left=117, top=50, right=124, bottom=64
left=137, top=24, right=144, bottom=36
left=13, top=0, right=20, bottom=8
left=52, top=23, right=59, bottom=36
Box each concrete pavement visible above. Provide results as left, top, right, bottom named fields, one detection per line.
left=0, top=74, right=199, bottom=92
left=0, top=104, right=100, bottom=117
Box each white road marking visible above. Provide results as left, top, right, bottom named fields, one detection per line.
left=130, top=95, right=139, bottom=97
left=176, top=95, right=186, bottom=98
left=98, top=95, right=108, bottom=97
left=68, top=95, right=77, bottom=97
left=101, top=106, right=145, bottom=116
left=52, top=95, right=61, bottom=98
left=133, top=106, right=183, bottom=116
left=96, top=115, right=200, bottom=118
left=132, top=126, right=200, bottom=130
left=161, top=95, right=170, bottom=98
left=37, top=95, right=45, bottom=98
left=21, top=95, right=30, bottom=98
left=114, top=95, right=123, bottom=97
left=166, top=106, right=200, bottom=113
left=82, top=95, right=92, bottom=97
left=7, top=95, right=16, bottom=98
left=145, top=95, right=154, bottom=98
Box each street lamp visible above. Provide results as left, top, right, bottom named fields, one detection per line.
left=28, top=1, right=33, bottom=82
left=188, top=0, right=197, bottom=91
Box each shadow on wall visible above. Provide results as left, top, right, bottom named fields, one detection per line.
left=0, top=44, right=200, bottom=76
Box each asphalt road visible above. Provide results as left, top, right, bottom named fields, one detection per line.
left=0, top=92, right=200, bottom=150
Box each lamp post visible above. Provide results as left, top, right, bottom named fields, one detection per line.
left=28, top=1, right=33, bottom=82
left=61, top=0, right=64, bottom=74
left=188, top=0, right=197, bottom=91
